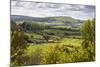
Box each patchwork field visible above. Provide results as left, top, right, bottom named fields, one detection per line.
left=11, top=16, right=95, bottom=66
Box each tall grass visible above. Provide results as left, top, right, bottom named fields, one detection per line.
left=20, top=38, right=94, bottom=65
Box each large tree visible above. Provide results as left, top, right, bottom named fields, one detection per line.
left=80, top=19, right=95, bottom=60
left=11, top=21, right=28, bottom=66
left=81, top=19, right=95, bottom=45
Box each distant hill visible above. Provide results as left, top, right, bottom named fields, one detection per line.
left=11, top=15, right=82, bottom=23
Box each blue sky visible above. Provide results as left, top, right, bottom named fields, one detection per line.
left=11, top=0, right=95, bottom=20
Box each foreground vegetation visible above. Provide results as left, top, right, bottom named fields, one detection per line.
left=11, top=19, right=95, bottom=66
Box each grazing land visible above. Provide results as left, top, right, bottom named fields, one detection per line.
left=11, top=15, right=95, bottom=66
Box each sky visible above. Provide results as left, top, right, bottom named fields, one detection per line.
left=11, top=0, right=95, bottom=20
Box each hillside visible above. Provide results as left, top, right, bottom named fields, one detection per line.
left=11, top=15, right=82, bottom=23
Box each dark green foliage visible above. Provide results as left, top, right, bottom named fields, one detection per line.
left=80, top=19, right=95, bottom=61
left=80, top=19, right=95, bottom=44
left=20, top=22, right=45, bottom=32
left=11, top=21, right=29, bottom=66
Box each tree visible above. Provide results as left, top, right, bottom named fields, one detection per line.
left=11, top=21, right=28, bottom=66
left=20, top=22, right=45, bottom=32
left=80, top=19, right=95, bottom=60
left=81, top=19, right=95, bottom=45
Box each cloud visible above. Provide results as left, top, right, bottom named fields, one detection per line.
left=11, top=1, right=95, bottom=20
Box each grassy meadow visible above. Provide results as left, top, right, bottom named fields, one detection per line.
left=11, top=17, right=95, bottom=66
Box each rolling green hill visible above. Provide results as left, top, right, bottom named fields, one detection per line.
left=11, top=15, right=82, bottom=23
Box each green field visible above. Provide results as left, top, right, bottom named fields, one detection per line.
left=11, top=19, right=95, bottom=66
left=26, top=38, right=83, bottom=56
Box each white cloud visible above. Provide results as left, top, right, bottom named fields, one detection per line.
left=11, top=1, right=17, bottom=6
left=11, top=1, right=95, bottom=20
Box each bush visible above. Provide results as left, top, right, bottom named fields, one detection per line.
left=11, top=22, right=29, bottom=66
left=39, top=44, right=92, bottom=64
left=40, top=45, right=67, bottom=64
left=80, top=19, right=95, bottom=61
